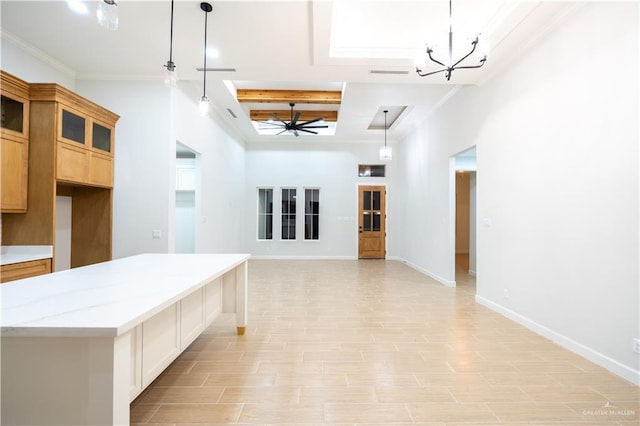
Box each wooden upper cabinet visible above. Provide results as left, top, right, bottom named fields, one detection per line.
left=30, top=83, right=119, bottom=188
left=1, top=71, right=30, bottom=213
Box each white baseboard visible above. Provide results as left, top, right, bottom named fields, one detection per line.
left=475, top=295, right=640, bottom=386
left=400, top=258, right=456, bottom=287
left=249, top=255, right=357, bottom=260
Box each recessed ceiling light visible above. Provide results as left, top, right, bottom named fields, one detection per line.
left=67, top=0, right=88, bottom=14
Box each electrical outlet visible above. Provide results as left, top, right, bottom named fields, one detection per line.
left=633, top=338, right=640, bottom=354
left=503, top=289, right=509, bottom=300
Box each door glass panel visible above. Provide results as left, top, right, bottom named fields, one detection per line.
left=1, top=95, right=23, bottom=133
left=373, top=212, right=381, bottom=231
left=363, top=212, right=371, bottom=231
left=92, top=123, right=111, bottom=152
left=372, top=191, right=381, bottom=211
left=363, top=191, right=371, bottom=210
left=61, top=110, right=85, bottom=144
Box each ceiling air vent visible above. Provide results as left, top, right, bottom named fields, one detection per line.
left=196, top=67, right=237, bottom=72
left=369, top=70, right=409, bottom=75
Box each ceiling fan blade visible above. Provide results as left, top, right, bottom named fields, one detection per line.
left=271, top=113, right=287, bottom=126
left=298, top=128, right=319, bottom=134
left=290, top=112, right=300, bottom=127
left=293, top=129, right=299, bottom=137
left=257, top=121, right=285, bottom=127
left=299, top=125, right=328, bottom=129
left=299, top=117, right=324, bottom=126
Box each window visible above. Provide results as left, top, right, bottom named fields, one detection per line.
left=358, top=164, right=386, bottom=177
left=281, top=188, right=296, bottom=240
left=257, top=188, right=273, bottom=240
left=304, top=189, right=319, bottom=240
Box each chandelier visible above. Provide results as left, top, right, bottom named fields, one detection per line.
left=415, top=0, right=488, bottom=80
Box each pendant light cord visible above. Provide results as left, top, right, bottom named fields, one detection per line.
left=448, top=0, right=453, bottom=68
left=384, top=110, right=388, bottom=148
left=202, top=8, right=208, bottom=95
left=169, top=0, right=174, bottom=64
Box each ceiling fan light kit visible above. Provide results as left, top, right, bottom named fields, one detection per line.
left=258, top=103, right=328, bottom=137
left=415, top=0, right=488, bottom=80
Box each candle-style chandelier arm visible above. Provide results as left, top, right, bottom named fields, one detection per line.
left=451, top=38, right=479, bottom=69
left=453, top=60, right=487, bottom=71
left=426, top=48, right=446, bottom=68
left=415, top=67, right=447, bottom=77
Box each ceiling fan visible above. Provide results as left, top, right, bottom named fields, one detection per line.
left=258, top=103, right=328, bottom=136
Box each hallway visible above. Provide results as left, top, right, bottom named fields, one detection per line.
left=131, top=259, right=638, bottom=424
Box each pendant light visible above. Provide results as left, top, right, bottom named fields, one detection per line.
left=379, top=110, right=392, bottom=161
left=199, top=2, right=213, bottom=115
left=97, top=0, right=118, bottom=31
left=163, top=0, right=177, bottom=86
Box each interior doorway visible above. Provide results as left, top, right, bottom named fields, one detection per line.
left=358, top=185, right=386, bottom=259
left=175, top=142, right=200, bottom=253
left=451, top=147, right=477, bottom=288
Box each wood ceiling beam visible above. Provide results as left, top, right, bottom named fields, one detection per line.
left=237, top=89, right=342, bottom=105
left=250, top=110, right=338, bottom=122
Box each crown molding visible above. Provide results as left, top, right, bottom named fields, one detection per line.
left=1, top=29, right=77, bottom=80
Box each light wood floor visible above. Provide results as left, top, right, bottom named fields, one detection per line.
left=131, top=258, right=638, bottom=425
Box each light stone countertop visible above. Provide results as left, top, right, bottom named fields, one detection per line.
left=0, top=245, right=53, bottom=266
left=1, top=253, right=250, bottom=338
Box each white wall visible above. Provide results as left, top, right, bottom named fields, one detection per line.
left=395, top=2, right=639, bottom=384
left=170, top=85, right=246, bottom=253
left=244, top=141, right=390, bottom=258
left=75, top=81, right=247, bottom=257
left=75, top=80, right=173, bottom=258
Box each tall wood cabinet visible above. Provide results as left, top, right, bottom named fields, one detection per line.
left=1, top=71, right=30, bottom=213
left=2, top=82, right=119, bottom=269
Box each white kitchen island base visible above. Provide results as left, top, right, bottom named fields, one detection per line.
left=1, top=253, right=249, bottom=426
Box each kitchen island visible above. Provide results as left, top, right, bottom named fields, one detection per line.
left=1, top=253, right=249, bottom=425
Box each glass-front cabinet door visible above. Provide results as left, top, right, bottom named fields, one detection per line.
left=1, top=95, right=24, bottom=134
left=58, top=105, right=114, bottom=154
left=59, top=107, right=87, bottom=145
left=1, top=94, right=28, bottom=140
left=92, top=122, right=112, bottom=153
